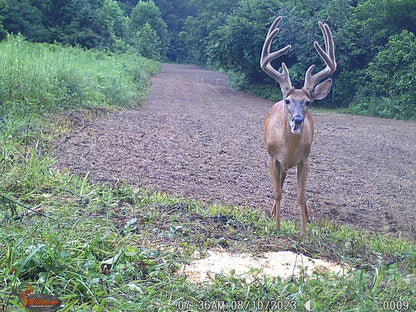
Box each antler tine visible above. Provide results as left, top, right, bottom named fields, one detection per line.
left=304, top=21, right=337, bottom=92
left=260, top=16, right=292, bottom=96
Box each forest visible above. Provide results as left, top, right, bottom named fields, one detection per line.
left=1, top=0, right=416, bottom=120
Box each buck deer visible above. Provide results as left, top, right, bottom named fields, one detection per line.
left=261, top=16, right=336, bottom=234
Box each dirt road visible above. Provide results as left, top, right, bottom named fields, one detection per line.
left=54, top=64, right=416, bottom=238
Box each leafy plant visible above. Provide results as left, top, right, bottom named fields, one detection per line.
left=350, top=30, right=416, bottom=120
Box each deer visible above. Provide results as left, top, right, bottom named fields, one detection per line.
left=260, top=16, right=336, bottom=234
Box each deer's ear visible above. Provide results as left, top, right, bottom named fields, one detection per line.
left=311, top=79, right=332, bottom=101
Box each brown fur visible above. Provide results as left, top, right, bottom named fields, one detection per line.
left=260, top=16, right=336, bottom=234
left=264, top=97, right=314, bottom=234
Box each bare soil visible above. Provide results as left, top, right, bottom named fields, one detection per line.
left=54, top=64, right=416, bottom=239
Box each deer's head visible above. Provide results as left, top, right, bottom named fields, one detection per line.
left=260, top=17, right=336, bottom=134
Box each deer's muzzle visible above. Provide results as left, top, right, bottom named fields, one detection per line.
left=292, top=115, right=304, bottom=125
left=290, top=115, right=304, bottom=134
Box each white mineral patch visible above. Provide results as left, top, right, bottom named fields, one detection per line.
left=184, top=250, right=348, bottom=283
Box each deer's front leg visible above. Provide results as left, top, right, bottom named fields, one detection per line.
left=297, top=160, right=310, bottom=234
left=269, top=158, right=285, bottom=230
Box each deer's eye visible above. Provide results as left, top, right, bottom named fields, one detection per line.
left=305, top=100, right=310, bottom=106
left=285, top=99, right=290, bottom=105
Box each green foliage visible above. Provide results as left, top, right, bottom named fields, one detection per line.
left=1, top=0, right=47, bottom=42
left=132, top=22, right=162, bottom=59
left=0, top=36, right=159, bottom=120
left=0, top=0, right=8, bottom=41
left=97, top=0, right=130, bottom=52
left=333, top=0, right=416, bottom=113
left=0, top=0, right=169, bottom=60
left=206, top=0, right=281, bottom=87
left=153, top=0, right=198, bottom=62
left=350, top=30, right=416, bottom=119
left=181, top=0, right=236, bottom=64
left=129, top=1, right=169, bottom=59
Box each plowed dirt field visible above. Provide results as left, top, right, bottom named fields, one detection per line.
left=54, top=64, right=416, bottom=239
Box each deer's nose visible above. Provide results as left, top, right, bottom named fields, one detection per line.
left=292, top=115, right=304, bottom=125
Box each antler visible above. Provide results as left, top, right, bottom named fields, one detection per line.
left=260, top=16, right=292, bottom=96
left=303, top=21, right=337, bottom=92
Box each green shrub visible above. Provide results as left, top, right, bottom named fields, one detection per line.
left=351, top=30, right=416, bottom=120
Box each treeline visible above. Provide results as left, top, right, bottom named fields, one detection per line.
left=0, top=0, right=169, bottom=58
left=1, top=0, right=416, bottom=119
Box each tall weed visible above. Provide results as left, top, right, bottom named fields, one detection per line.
left=0, top=35, right=159, bottom=119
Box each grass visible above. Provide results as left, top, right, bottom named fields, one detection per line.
left=1, top=187, right=415, bottom=311
left=0, top=35, right=159, bottom=115
left=0, top=36, right=416, bottom=311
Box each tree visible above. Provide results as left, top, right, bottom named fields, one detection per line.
left=96, top=0, right=129, bottom=51
left=0, top=0, right=8, bottom=41
left=351, top=30, right=416, bottom=119
left=0, top=0, right=132, bottom=50
left=117, top=0, right=139, bottom=15
left=129, top=0, right=168, bottom=59
left=181, top=0, right=236, bottom=64
left=1, top=0, right=50, bottom=41
left=335, top=0, right=416, bottom=109
left=205, top=0, right=301, bottom=89
left=59, top=0, right=105, bottom=49
left=153, top=0, right=197, bottom=62
left=133, top=23, right=162, bottom=58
